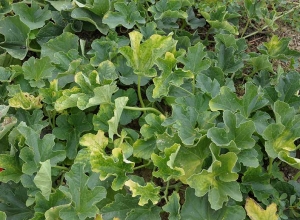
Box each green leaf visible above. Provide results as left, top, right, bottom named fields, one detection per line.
left=151, top=144, right=185, bottom=181
left=22, top=56, right=54, bottom=88
left=101, top=193, right=161, bottom=220
left=207, top=110, right=256, bottom=151
left=71, top=8, right=109, bottom=34
left=74, top=0, right=109, bottom=17
left=148, top=0, right=188, bottom=24
left=275, top=71, right=300, bottom=108
left=119, top=31, right=177, bottom=77
left=0, top=0, right=12, bottom=14
left=162, top=192, right=180, bottom=220
left=103, top=2, right=145, bottom=29
left=90, top=148, right=134, bottom=191
left=201, top=6, right=239, bottom=35
left=242, top=167, right=276, bottom=204
left=249, top=55, right=273, bottom=73
left=177, top=42, right=211, bottom=74
left=41, top=32, right=79, bottom=60
left=262, top=101, right=300, bottom=168
left=18, top=124, right=66, bottom=175
left=59, top=163, right=107, bottom=220
left=259, top=35, right=300, bottom=59
left=125, top=179, right=161, bottom=206
left=12, top=2, right=51, bottom=30
left=181, top=187, right=246, bottom=220
left=97, top=60, right=118, bottom=83
left=245, top=198, right=278, bottom=220
left=153, top=52, right=194, bottom=98
left=210, top=83, right=268, bottom=117
left=187, top=144, right=241, bottom=210
left=34, top=190, right=71, bottom=215
left=0, top=15, right=30, bottom=59
left=173, top=135, right=211, bottom=183
left=93, top=104, right=114, bottom=132
left=53, top=111, right=92, bottom=159
left=140, top=113, right=166, bottom=140
left=186, top=7, right=206, bottom=29
left=33, top=160, right=52, bottom=200
left=133, top=138, right=157, bottom=160
left=0, top=183, right=34, bottom=219
left=108, top=96, right=128, bottom=140
left=0, top=211, right=6, bottom=220
left=0, top=154, right=22, bottom=183
left=162, top=105, right=199, bottom=145
left=196, top=73, right=220, bottom=98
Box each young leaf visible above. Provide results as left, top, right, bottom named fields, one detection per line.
left=245, top=198, right=278, bottom=220
left=153, top=52, right=193, bottom=99
left=181, top=188, right=246, bottom=220
left=259, top=35, right=300, bottom=59
left=249, top=55, right=273, bottom=73
left=59, top=163, right=107, bottom=220
left=108, top=96, right=128, bottom=140
left=263, top=101, right=300, bottom=168
left=12, top=2, right=52, bottom=30
left=125, top=179, right=161, bottom=206
left=33, top=160, right=52, bottom=200
left=140, top=113, right=166, bottom=140
left=0, top=154, right=22, bottom=183
left=9, top=92, right=43, bottom=110
left=196, top=73, right=220, bottom=98
left=0, top=105, right=17, bottom=139
left=22, top=56, right=54, bottom=88
left=162, top=192, right=181, bottom=220
left=103, top=2, right=145, bottom=29
left=0, top=15, right=30, bottom=59
left=119, top=31, right=177, bottom=77
left=90, top=148, right=134, bottom=191
left=151, top=144, right=185, bottom=181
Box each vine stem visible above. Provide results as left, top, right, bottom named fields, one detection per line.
left=54, top=165, right=69, bottom=171
left=137, top=76, right=145, bottom=108
left=28, top=47, right=41, bottom=53
left=133, top=161, right=151, bottom=170
left=123, top=106, right=164, bottom=116
left=163, top=181, right=170, bottom=202
left=243, top=4, right=300, bottom=39
left=241, top=18, right=251, bottom=37
left=267, top=158, right=274, bottom=175
left=292, top=171, right=300, bottom=181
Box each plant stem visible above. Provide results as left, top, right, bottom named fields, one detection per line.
left=292, top=171, right=300, bottom=181
left=133, top=161, right=151, bottom=170
left=163, top=181, right=170, bottom=202
left=137, top=76, right=145, bottom=108
left=267, top=158, right=274, bottom=175
left=241, top=18, right=251, bottom=37
left=160, top=182, right=182, bottom=191
left=28, top=47, right=41, bottom=53
left=243, top=4, right=300, bottom=39
left=123, top=106, right=164, bottom=116
left=54, top=165, right=69, bottom=171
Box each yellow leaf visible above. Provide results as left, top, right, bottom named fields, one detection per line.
left=245, top=198, right=278, bottom=220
